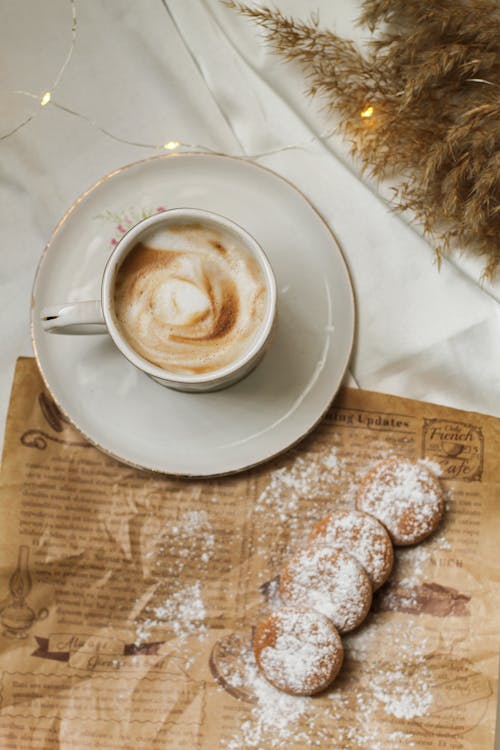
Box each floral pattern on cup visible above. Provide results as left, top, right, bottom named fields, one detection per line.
left=97, top=206, right=167, bottom=248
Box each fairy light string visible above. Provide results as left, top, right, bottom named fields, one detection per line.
left=0, top=0, right=371, bottom=159
left=2, top=0, right=496, bottom=161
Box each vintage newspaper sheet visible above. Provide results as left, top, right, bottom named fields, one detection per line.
left=0, top=357, right=497, bottom=749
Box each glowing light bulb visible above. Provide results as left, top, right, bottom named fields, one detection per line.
left=163, top=141, right=180, bottom=150
left=40, top=91, right=52, bottom=106
left=360, top=105, right=374, bottom=119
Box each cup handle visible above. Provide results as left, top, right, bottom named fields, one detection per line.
left=40, top=300, right=107, bottom=334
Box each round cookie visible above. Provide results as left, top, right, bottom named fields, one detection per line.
left=280, top=547, right=372, bottom=632
left=309, top=510, right=394, bottom=590
left=253, top=607, right=344, bottom=695
left=356, top=458, right=444, bottom=546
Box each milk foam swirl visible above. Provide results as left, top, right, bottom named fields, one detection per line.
left=113, top=223, right=268, bottom=374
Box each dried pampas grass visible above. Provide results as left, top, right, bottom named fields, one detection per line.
left=227, top=0, right=500, bottom=277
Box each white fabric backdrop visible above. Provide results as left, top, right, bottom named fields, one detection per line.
left=1, top=1, right=500, bottom=742
left=1, top=0, right=499, bottom=443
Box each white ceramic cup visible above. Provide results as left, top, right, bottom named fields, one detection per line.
left=40, top=208, right=277, bottom=392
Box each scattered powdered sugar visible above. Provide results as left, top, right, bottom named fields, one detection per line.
left=219, top=449, right=449, bottom=747
left=222, top=648, right=312, bottom=750
left=352, top=619, right=434, bottom=720
left=345, top=620, right=434, bottom=738
left=135, top=581, right=207, bottom=644
left=145, top=509, right=215, bottom=572
left=396, top=544, right=434, bottom=587
left=257, top=608, right=342, bottom=694
left=134, top=510, right=213, bottom=648
left=281, top=546, right=371, bottom=632
left=255, top=447, right=349, bottom=524
left=174, top=509, right=212, bottom=535
left=372, top=667, right=433, bottom=719
left=396, top=532, right=452, bottom=587
left=168, top=509, right=215, bottom=565
left=222, top=621, right=432, bottom=749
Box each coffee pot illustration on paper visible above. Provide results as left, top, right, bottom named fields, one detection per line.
left=0, top=546, right=48, bottom=638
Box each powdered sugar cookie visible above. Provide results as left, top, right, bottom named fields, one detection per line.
left=356, top=458, right=444, bottom=546
left=309, top=510, right=394, bottom=590
left=254, top=607, right=344, bottom=695
left=280, top=547, right=372, bottom=632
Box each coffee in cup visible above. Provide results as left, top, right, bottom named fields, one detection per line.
left=40, top=208, right=277, bottom=392
left=113, top=221, right=268, bottom=375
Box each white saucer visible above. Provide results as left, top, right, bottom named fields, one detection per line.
left=31, top=153, right=355, bottom=476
